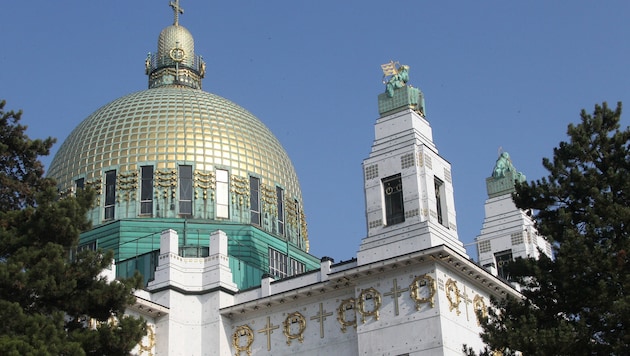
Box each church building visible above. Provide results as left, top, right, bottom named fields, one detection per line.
left=47, top=2, right=529, bottom=355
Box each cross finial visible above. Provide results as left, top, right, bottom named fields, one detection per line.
left=169, top=0, right=184, bottom=26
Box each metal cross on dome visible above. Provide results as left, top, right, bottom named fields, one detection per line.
left=169, top=0, right=184, bottom=26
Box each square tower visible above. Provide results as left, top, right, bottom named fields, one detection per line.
left=358, top=64, right=466, bottom=264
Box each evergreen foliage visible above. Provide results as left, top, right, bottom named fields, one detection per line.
left=0, top=100, right=146, bottom=355
left=468, top=102, right=630, bottom=355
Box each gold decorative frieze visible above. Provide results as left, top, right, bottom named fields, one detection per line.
left=155, top=169, right=176, bottom=199
left=410, top=274, right=436, bottom=310
left=261, top=183, right=276, bottom=213
left=285, top=197, right=298, bottom=223
left=117, top=170, right=138, bottom=202
left=231, top=175, right=249, bottom=206
left=232, top=325, right=254, bottom=356
left=357, top=287, right=382, bottom=323
left=86, top=178, right=102, bottom=208
left=283, top=311, right=306, bottom=345
left=445, top=278, right=461, bottom=315
left=336, top=298, right=357, bottom=333
left=284, top=198, right=308, bottom=247
left=194, top=170, right=215, bottom=200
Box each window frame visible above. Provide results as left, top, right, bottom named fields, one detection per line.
left=268, top=248, right=287, bottom=279
left=140, top=165, right=154, bottom=216
left=216, top=169, right=229, bottom=219
left=276, top=186, right=285, bottom=236
left=104, top=170, right=116, bottom=220
left=179, top=165, right=193, bottom=216
left=382, top=174, right=405, bottom=226
left=250, top=176, right=261, bottom=225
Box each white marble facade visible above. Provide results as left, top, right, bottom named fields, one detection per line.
left=127, top=106, right=521, bottom=355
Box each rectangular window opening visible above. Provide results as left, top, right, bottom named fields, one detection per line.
left=104, top=170, right=116, bottom=220
left=140, top=165, right=154, bottom=215
left=434, top=177, right=446, bottom=226
left=383, top=174, right=404, bottom=225
left=494, top=249, right=513, bottom=280
left=277, top=187, right=285, bottom=236
left=268, top=248, right=287, bottom=279
left=179, top=165, right=193, bottom=216
left=250, top=176, right=260, bottom=225
left=75, top=178, right=85, bottom=191
left=290, top=258, right=304, bottom=276
left=216, top=169, right=229, bottom=219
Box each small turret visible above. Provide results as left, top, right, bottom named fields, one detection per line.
left=145, top=0, right=206, bottom=89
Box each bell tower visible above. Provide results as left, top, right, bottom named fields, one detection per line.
left=358, top=62, right=467, bottom=264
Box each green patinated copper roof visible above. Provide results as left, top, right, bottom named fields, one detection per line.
left=485, top=152, right=526, bottom=198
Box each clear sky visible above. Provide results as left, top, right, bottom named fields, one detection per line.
left=2, top=1, right=629, bottom=262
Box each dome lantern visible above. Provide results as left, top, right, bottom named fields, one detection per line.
left=145, top=0, right=206, bottom=89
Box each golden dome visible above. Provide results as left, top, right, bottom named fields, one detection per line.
left=48, top=86, right=303, bottom=203
left=47, top=85, right=308, bottom=248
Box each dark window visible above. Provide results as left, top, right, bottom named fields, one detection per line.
left=494, top=249, right=513, bottom=280
left=250, top=176, right=260, bottom=225
left=140, top=165, right=154, bottom=215
left=104, top=170, right=116, bottom=220
left=383, top=174, right=404, bottom=225
left=75, top=178, right=85, bottom=190
left=179, top=165, right=193, bottom=215
left=277, top=187, right=284, bottom=236
left=78, top=240, right=96, bottom=252
left=434, top=177, right=446, bottom=226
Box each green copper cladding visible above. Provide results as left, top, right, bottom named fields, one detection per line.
left=378, top=86, right=425, bottom=116
left=485, top=152, right=527, bottom=198
left=79, top=219, right=320, bottom=289
left=378, top=62, right=425, bottom=116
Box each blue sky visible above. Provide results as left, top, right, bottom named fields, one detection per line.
left=2, top=1, right=629, bottom=262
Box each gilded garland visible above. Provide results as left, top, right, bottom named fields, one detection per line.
left=473, top=294, right=488, bottom=325
left=409, top=274, right=436, bottom=310
left=138, top=323, right=156, bottom=355
left=357, top=287, right=382, bottom=323
left=445, top=278, right=461, bottom=315
left=232, top=325, right=254, bottom=356
left=283, top=311, right=306, bottom=345
left=336, top=297, right=357, bottom=333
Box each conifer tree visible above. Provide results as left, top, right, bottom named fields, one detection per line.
left=0, top=100, right=146, bottom=355
left=468, top=102, right=630, bottom=355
